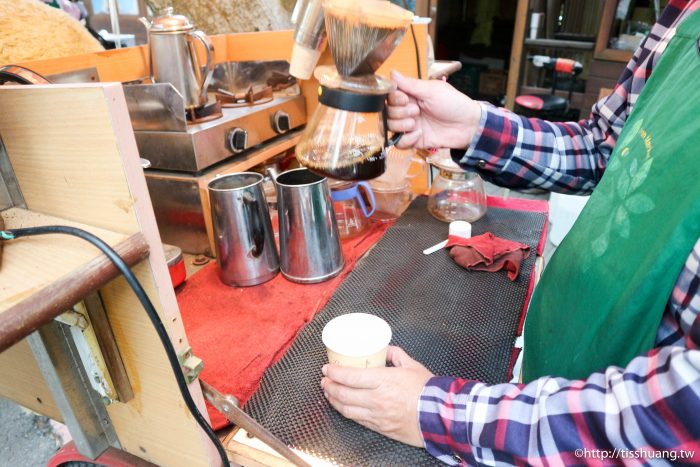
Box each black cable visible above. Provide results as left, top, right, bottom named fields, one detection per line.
left=402, top=0, right=423, bottom=79
left=1, top=226, right=231, bottom=467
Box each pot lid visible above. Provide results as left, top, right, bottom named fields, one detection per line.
left=149, top=7, right=194, bottom=32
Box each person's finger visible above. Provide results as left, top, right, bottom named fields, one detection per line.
left=387, top=346, right=414, bottom=367
left=387, top=117, right=416, bottom=133
left=322, top=364, right=381, bottom=389
left=387, top=89, right=410, bottom=106
left=322, top=377, right=374, bottom=407
left=394, top=129, right=422, bottom=149
left=391, top=70, right=436, bottom=99
left=387, top=102, right=419, bottom=119
left=325, top=394, right=376, bottom=424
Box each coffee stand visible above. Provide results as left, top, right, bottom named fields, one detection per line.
left=0, top=18, right=548, bottom=466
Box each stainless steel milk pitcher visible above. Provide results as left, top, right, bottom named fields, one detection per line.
left=140, top=8, right=214, bottom=109
left=208, top=173, right=279, bottom=287
left=276, top=168, right=344, bottom=283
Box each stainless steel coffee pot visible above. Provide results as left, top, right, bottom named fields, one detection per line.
left=276, top=168, right=344, bottom=283
left=140, top=8, right=214, bottom=109
left=208, top=173, right=279, bottom=287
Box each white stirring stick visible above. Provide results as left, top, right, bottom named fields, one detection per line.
left=423, top=221, right=472, bottom=255
left=423, top=239, right=448, bottom=255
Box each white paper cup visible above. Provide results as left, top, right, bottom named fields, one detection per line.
left=322, top=313, right=392, bottom=368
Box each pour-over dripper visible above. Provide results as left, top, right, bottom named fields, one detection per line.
left=295, top=0, right=413, bottom=181
left=322, top=0, right=414, bottom=77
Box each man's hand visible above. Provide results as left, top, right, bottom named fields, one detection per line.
left=321, top=346, right=434, bottom=447
left=387, top=71, right=482, bottom=150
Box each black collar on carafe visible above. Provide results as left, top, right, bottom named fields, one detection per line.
left=318, top=85, right=387, bottom=112
left=318, top=85, right=402, bottom=147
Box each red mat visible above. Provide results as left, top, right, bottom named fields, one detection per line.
left=177, top=222, right=392, bottom=429
left=177, top=196, right=548, bottom=429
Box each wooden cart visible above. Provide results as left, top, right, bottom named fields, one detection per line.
left=0, top=27, right=427, bottom=466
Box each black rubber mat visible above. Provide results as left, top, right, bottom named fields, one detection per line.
left=244, top=197, right=547, bottom=465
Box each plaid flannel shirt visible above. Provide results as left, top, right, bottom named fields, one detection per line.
left=420, top=1, right=700, bottom=465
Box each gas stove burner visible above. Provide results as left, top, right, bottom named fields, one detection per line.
left=216, top=85, right=274, bottom=108
left=186, top=101, right=223, bottom=124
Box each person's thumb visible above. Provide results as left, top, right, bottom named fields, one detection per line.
left=391, top=70, right=433, bottom=99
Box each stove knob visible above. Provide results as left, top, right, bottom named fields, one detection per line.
left=227, top=128, right=248, bottom=154
left=272, top=111, right=291, bottom=134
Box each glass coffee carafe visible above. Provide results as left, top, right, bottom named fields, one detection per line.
left=427, top=151, right=487, bottom=223
left=296, top=0, right=414, bottom=181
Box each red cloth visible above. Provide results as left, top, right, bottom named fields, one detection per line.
left=446, top=232, right=531, bottom=281
left=176, top=222, right=391, bottom=429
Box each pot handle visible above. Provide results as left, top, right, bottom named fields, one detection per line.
left=191, top=30, right=215, bottom=103
left=355, top=182, right=376, bottom=218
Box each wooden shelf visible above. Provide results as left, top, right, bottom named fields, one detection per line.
left=524, top=38, right=595, bottom=50
left=0, top=208, right=149, bottom=352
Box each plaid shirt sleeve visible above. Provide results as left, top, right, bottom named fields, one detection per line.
left=451, top=0, right=697, bottom=195
left=417, top=2, right=700, bottom=465
left=418, top=328, right=700, bottom=466
left=418, top=240, right=700, bottom=465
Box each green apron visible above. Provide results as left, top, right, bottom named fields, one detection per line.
left=523, top=9, right=700, bottom=381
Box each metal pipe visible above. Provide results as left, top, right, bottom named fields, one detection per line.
left=107, top=0, right=122, bottom=49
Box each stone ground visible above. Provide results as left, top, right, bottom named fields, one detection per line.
left=0, top=397, right=61, bottom=467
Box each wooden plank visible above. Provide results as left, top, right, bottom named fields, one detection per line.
left=0, top=208, right=149, bottom=353
left=13, top=34, right=230, bottom=84
left=589, top=58, right=627, bottom=79
left=595, top=48, right=633, bottom=63
left=0, top=85, right=140, bottom=233
left=594, top=0, right=634, bottom=63
left=594, top=0, right=617, bottom=59
left=0, top=84, right=216, bottom=466
left=505, top=0, right=530, bottom=110
left=0, top=209, right=127, bottom=308
left=0, top=339, right=62, bottom=421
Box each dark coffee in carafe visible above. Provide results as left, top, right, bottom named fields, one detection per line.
left=307, top=147, right=386, bottom=180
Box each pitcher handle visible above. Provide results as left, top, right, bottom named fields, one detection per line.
left=242, top=192, right=266, bottom=258
left=355, top=182, right=376, bottom=218
left=191, top=30, right=214, bottom=103
left=382, top=104, right=403, bottom=147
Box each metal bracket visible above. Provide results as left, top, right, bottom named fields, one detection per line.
left=55, top=294, right=134, bottom=405
left=46, top=67, right=100, bottom=84
left=28, top=320, right=120, bottom=459
left=178, top=346, right=204, bottom=384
